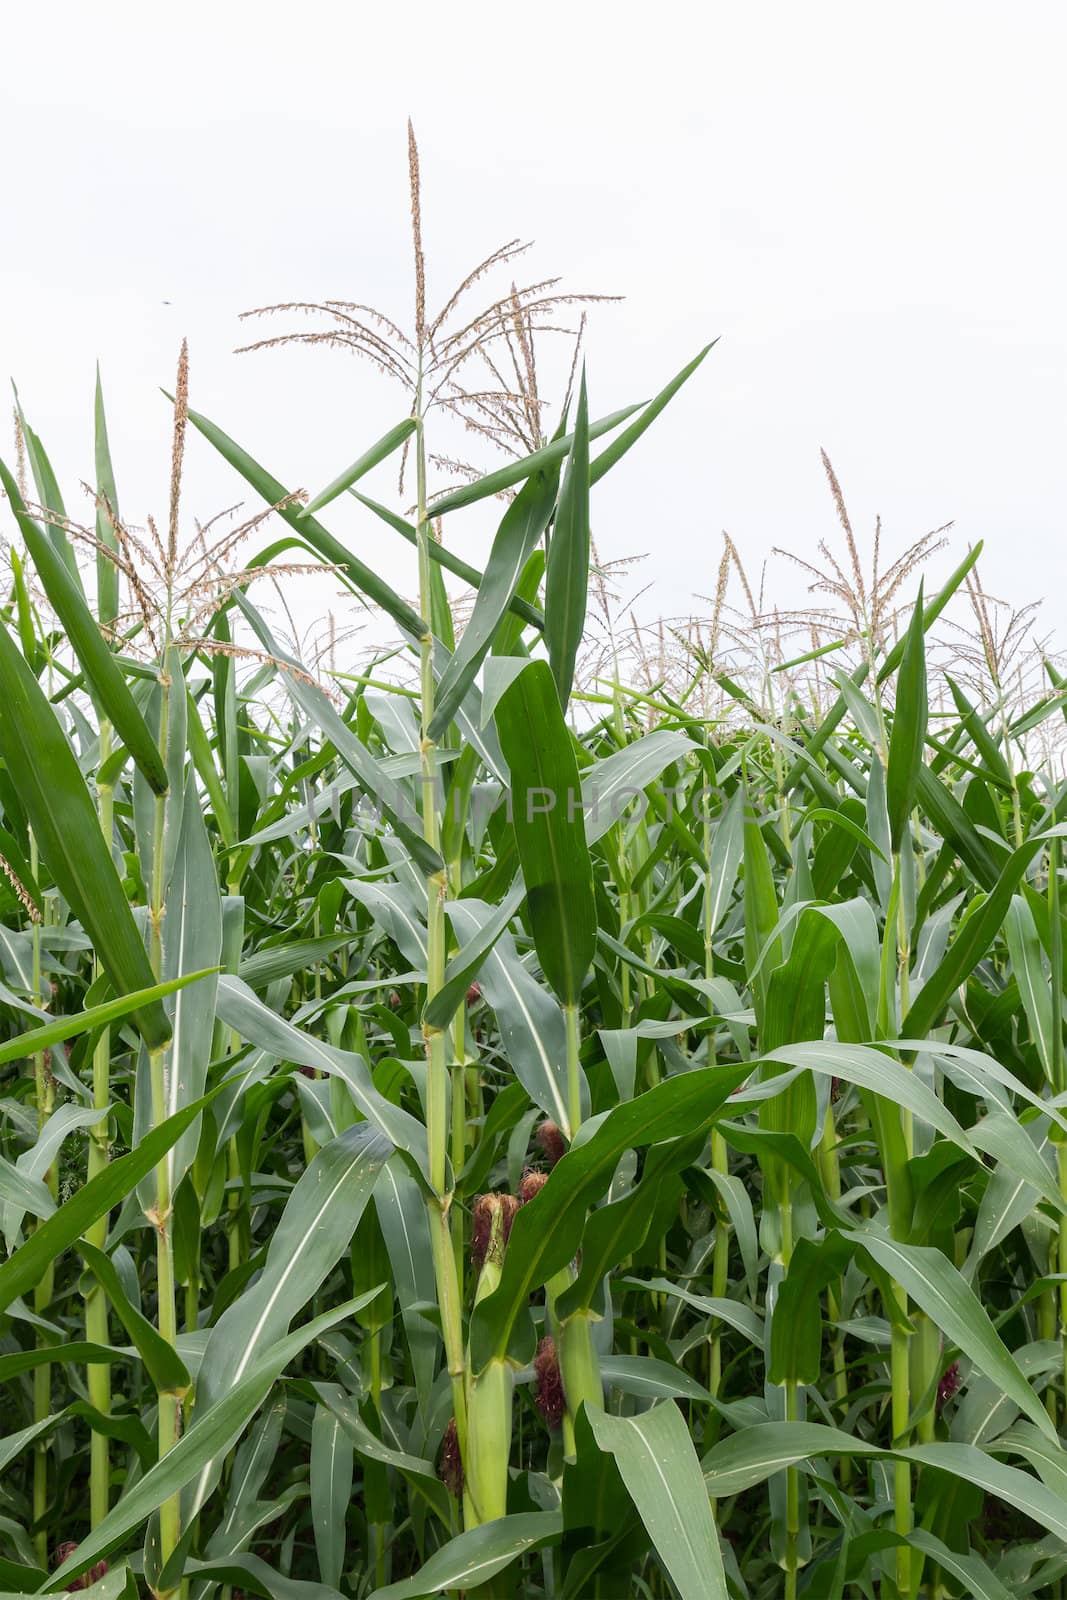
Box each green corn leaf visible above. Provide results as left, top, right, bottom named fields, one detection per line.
left=470, top=1061, right=751, bottom=1369
left=589, top=1402, right=729, bottom=1600
left=845, top=1230, right=1057, bottom=1440
left=302, top=418, right=417, bottom=516
left=702, top=1424, right=1067, bottom=1543
left=769, top=1231, right=855, bottom=1385
left=47, top=1292, right=382, bottom=1592
left=0, top=459, right=169, bottom=794
left=179, top=399, right=425, bottom=638
left=885, top=582, right=927, bottom=851
left=428, top=464, right=559, bottom=739
left=215, top=976, right=428, bottom=1182
left=93, top=367, right=121, bottom=630
left=903, top=824, right=1067, bottom=1037
left=447, top=897, right=576, bottom=1131
left=0, top=969, right=209, bottom=1067
left=589, top=342, right=716, bottom=484
left=0, top=1083, right=230, bottom=1314
left=426, top=403, right=639, bottom=517
left=310, top=1403, right=354, bottom=1587
left=426, top=881, right=524, bottom=1030
left=543, top=371, right=589, bottom=709
left=76, top=1240, right=190, bottom=1393
left=349, top=490, right=546, bottom=632
left=0, top=615, right=171, bottom=1045
left=366, top=1514, right=562, bottom=1600
left=493, top=660, right=596, bottom=1007
left=781, top=543, right=981, bottom=793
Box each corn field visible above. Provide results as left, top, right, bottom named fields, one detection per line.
left=3, top=156, right=1067, bottom=1600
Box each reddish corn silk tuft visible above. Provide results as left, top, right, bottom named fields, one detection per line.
left=470, top=1192, right=519, bottom=1268
left=466, top=981, right=482, bottom=1005
left=500, top=1192, right=519, bottom=1244
left=936, top=1360, right=960, bottom=1411
left=471, top=1195, right=495, bottom=1268
left=51, top=1547, right=108, bottom=1592
left=535, top=1119, right=566, bottom=1167
left=389, top=989, right=401, bottom=1009
left=519, top=1169, right=548, bottom=1205
left=297, top=1065, right=316, bottom=1079
left=438, top=1416, right=464, bottom=1498
left=534, top=1335, right=565, bottom=1428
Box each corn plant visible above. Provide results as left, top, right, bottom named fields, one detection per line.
left=2, top=141, right=1067, bottom=1600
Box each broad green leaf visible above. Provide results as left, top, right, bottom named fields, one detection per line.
left=0, top=1082, right=230, bottom=1314
left=181, top=401, right=425, bottom=636
left=427, top=403, right=639, bottom=516
left=906, top=1530, right=1012, bottom=1600
left=94, top=366, right=121, bottom=628
left=0, top=616, right=171, bottom=1047
left=215, top=975, right=429, bottom=1182
left=1004, top=893, right=1055, bottom=1074
left=188, top=1124, right=391, bottom=1517
left=428, top=464, right=560, bottom=739
left=0, top=1155, right=54, bottom=1221
left=556, top=1137, right=705, bottom=1317
left=846, top=1230, right=1057, bottom=1440
left=769, top=1232, right=854, bottom=1384
left=470, top=1061, right=751, bottom=1369
left=373, top=1155, right=437, bottom=1408
left=544, top=371, right=590, bottom=707
left=367, top=1513, right=562, bottom=1599
left=162, top=771, right=222, bottom=1195
left=702, top=1423, right=1067, bottom=1543
left=780, top=542, right=982, bottom=793
left=493, top=660, right=596, bottom=1007
left=447, top=897, right=575, bottom=1132
left=583, top=729, right=696, bottom=845
left=589, top=1403, right=728, bottom=1600
left=48, top=1293, right=381, bottom=1591
left=303, top=418, right=416, bottom=516
left=76, top=1240, right=190, bottom=1393
left=0, top=459, right=169, bottom=793
left=233, top=591, right=442, bottom=876
left=350, top=489, right=546, bottom=631
left=903, top=825, right=1067, bottom=1037
left=427, top=880, right=524, bottom=1030
left=589, top=342, right=716, bottom=484
left=183, top=1553, right=342, bottom=1600
left=315, top=1383, right=448, bottom=1525
left=310, top=1404, right=353, bottom=1587
left=0, top=968, right=212, bottom=1066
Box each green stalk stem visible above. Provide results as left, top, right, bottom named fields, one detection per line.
left=30, top=830, right=55, bottom=1568
left=86, top=723, right=114, bottom=1528
left=778, top=1185, right=801, bottom=1600
left=1059, top=1144, right=1067, bottom=1409
left=148, top=675, right=182, bottom=1588
left=411, top=383, right=470, bottom=1484
left=1049, top=839, right=1067, bottom=1415
left=704, top=785, right=731, bottom=1406
left=817, top=1113, right=850, bottom=1481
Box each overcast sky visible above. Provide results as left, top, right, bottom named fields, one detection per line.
left=3, top=2, right=1066, bottom=666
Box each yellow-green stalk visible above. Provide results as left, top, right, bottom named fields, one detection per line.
left=146, top=665, right=183, bottom=1588
left=30, top=830, right=55, bottom=1568
left=466, top=1195, right=517, bottom=1525
left=85, top=722, right=114, bottom=1528
left=409, top=351, right=470, bottom=1474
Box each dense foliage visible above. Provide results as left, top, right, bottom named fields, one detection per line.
left=2, top=255, right=1067, bottom=1600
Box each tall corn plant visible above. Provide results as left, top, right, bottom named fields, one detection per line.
left=2, top=132, right=1067, bottom=1600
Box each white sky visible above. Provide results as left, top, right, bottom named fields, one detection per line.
left=3, top=1, right=1066, bottom=668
